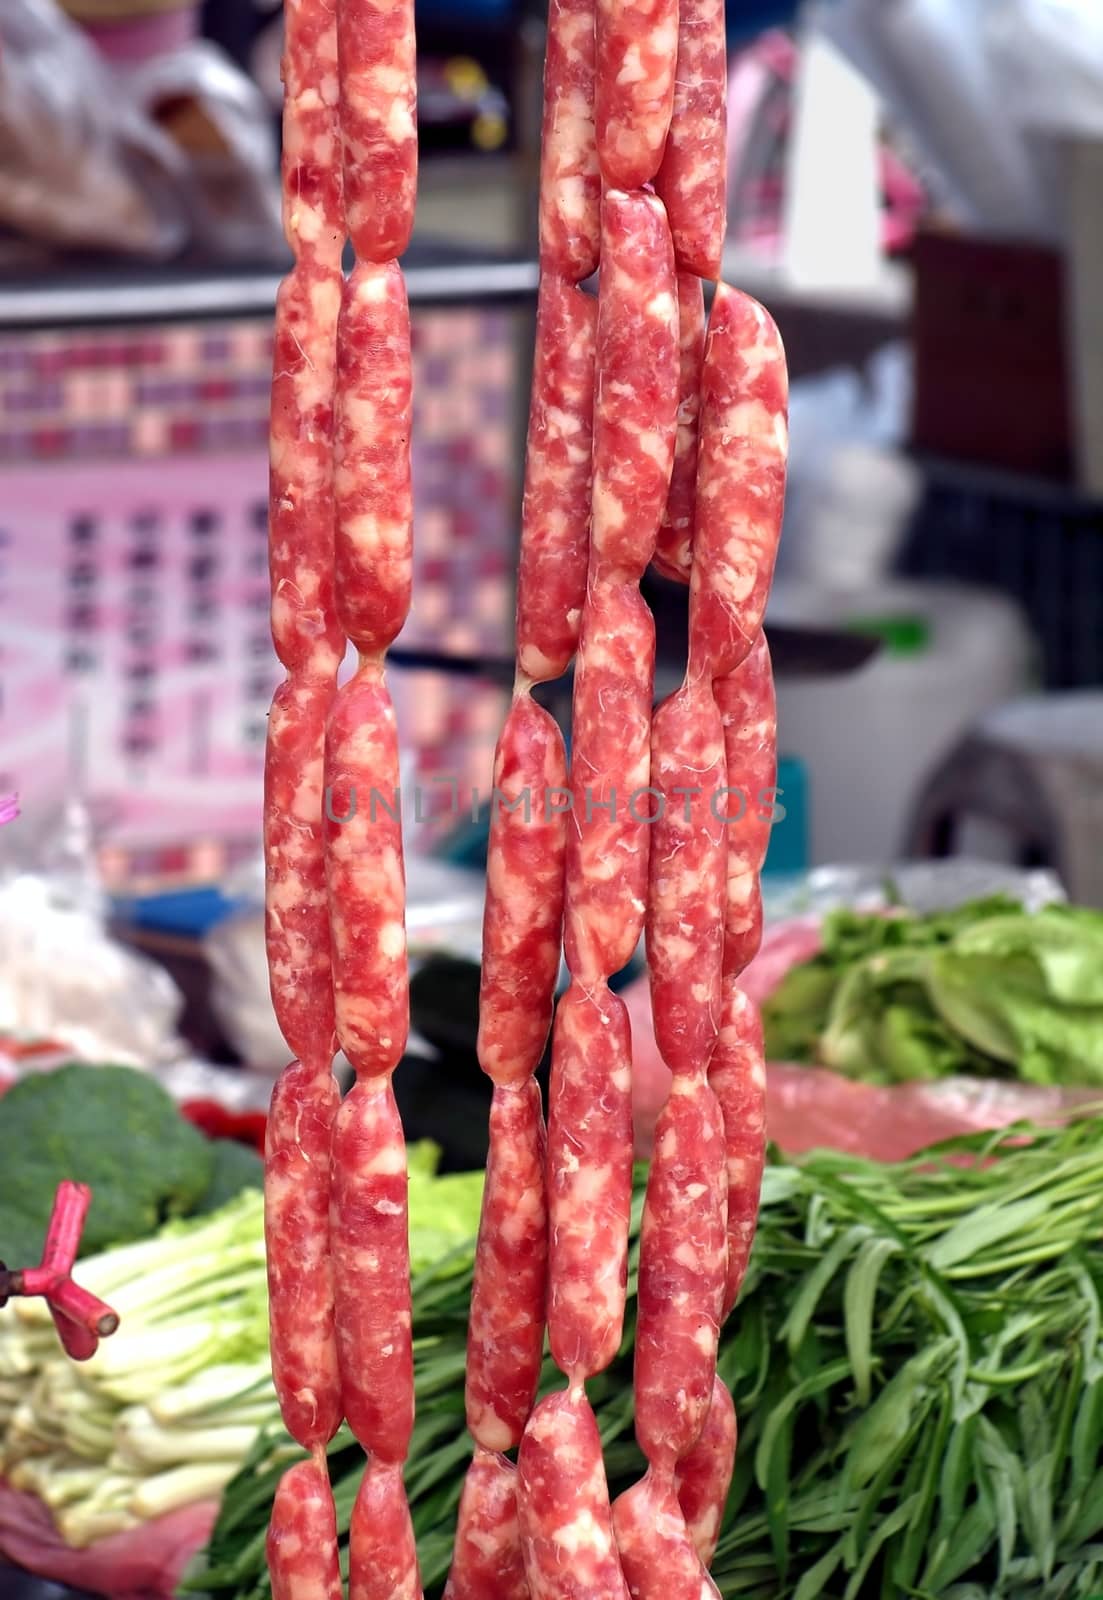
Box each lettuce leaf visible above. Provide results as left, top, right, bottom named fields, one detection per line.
left=764, top=899, right=1103, bottom=1087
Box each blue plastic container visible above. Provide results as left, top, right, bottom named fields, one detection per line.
left=762, top=755, right=808, bottom=878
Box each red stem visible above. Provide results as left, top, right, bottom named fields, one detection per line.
left=50, top=1277, right=120, bottom=1338
left=49, top=1305, right=99, bottom=1362
left=2, top=1182, right=119, bottom=1358
left=41, top=1180, right=91, bottom=1274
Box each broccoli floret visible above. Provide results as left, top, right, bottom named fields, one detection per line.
left=191, top=1138, right=264, bottom=1216
left=0, top=1064, right=214, bottom=1265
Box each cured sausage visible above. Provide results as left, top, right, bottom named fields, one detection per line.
left=349, top=1458, right=422, bottom=1600
left=645, top=680, right=725, bottom=1078
left=268, top=1456, right=343, bottom=1600
left=337, top=0, right=417, bottom=264
left=562, top=583, right=655, bottom=984
left=653, top=273, right=706, bottom=586
left=674, top=1377, right=736, bottom=1569
left=477, top=696, right=569, bottom=1083
left=654, top=0, right=728, bottom=281
left=595, top=0, right=678, bottom=190
left=517, top=1389, right=630, bottom=1600
left=333, top=261, right=414, bottom=660
left=538, top=0, right=601, bottom=283
left=633, top=1074, right=727, bottom=1471
left=330, top=1078, right=414, bottom=1462
left=590, top=190, right=679, bottom=587
left=715, top=634, right=777, bottom=980
left=465, top=1081, right=548, bottom=1453
left=546, top=982, right=634, bottom=1380
left=515, top=277, right=597, bottom=684
left=709, top=984, right=767, bottom=1320
left=446, top=1450, right=530, bottom=1600
left=612, top=1471, right=719, bottom=1600
left=687, top=287, right=788, bottom=685
left=265, top=1064, right=342, bottom=1448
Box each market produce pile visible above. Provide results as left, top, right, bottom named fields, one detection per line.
left=763, top=899, right=1103, bottom=1087
left=0, top=1146, right=483, bottom=1548
left=187, top=1116, right=1103, bottom=1600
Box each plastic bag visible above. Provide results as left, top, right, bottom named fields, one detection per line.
left=0, top=1479, right=216, bottom=1600
left=985, top=0, right=1103, bottom=142
left=0, top=801, right=185, bottom=1070
left=0, top=0, right=282, bottom=261
left=817, top=0, right=1057, bottom=240
left=0, top=0, right=186, bottom=257
left=760, top=858, right=1065, bottom=924
left=126, top=41, right=283, bottom=260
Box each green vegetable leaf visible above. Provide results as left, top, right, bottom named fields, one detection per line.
left=843, top=1236, right=899, bottom=1405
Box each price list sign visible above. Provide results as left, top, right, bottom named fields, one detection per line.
left=0, top=453, right=279, bottom=861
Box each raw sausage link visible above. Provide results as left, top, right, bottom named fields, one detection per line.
left=337, top=0, right=417, bottom=264
left=634, top=1074, right=727, bottom=1470
left=330, top=1078, right=414, bottom=1461
left=478, top=696, right=569, bottom=1084
left=675, top=1376, right=736, bottom=1569
left=595, top=0, right=678, bottom=190
left=349, top=1458, right=422, bottom=1600
left=652, top=273, right=706, bottom=586
left=466, top=1081, right=548, bottom=1452
left=612, top=1471, right=719, bottom=1600
left=654, top=0, right=728, bottom=281
left=265, top=678, right=339, bottom=1071
left=546, top=982, right=634, bottom=1379
left=265, top=1065, right=342, bottom=1448
left=265, top=680, right=337, bottom=1079
left=715, top=634, right=777, bottom=980
left=455, top=30, right=607, bottom=1578
left=333, top=261, right=414, bottom=659
left=538, top=0, right=601, bottom=283
left=265, top=0, right=345, bottom=1535
left=562, top=583, right=655, bottom=983
left=269, top=274, right=344, bottom=682
left=590, top=190, right=679, bottom=586
left=515, top=276, right=598, bottom=684
left=268, top=1457, right=343, bottom=1600
left=279, top=0, right=344, bottom=276
left=709, top=985, right=767, bottom=1320
left=687, top=287, right=788, bottom=685
left=518, top=1389, right=630, bottom=1600
left=325, top=667, right=408, bottom=1080
left=645, top=680, right=725, bottom=1078
left=445, top=1449, right=530, bottom=1600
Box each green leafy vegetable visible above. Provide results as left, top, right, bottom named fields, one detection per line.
left=189, top=1115, right=1103, bottom=1600
left=0, top=1064, right=213, bottom=1265
left=763, top=898, right=1103, bottom=1085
